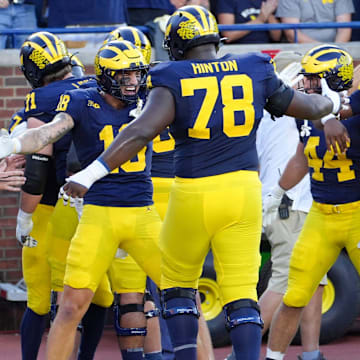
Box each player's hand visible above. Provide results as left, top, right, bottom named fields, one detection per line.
left=16, top=209, right=37, bottom=247
left=0, top=129, right=18, bottom=159
left=63, top=181, right=89, bottom=198
left=321, top=78, right=349, bottom=114
left=323, top=118, right=350, bottom=154
left=0, top=168, right=25, bottom=191
left=59, top=186, right=84, bottom=220
left=262, top=184, right=285, bottom=227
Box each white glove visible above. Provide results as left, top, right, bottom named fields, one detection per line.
left=0, top=128, right=22, bottom=159
left=321, top=78, right=342, bottom=114
left=262, top=184, right=285, bottom=228
left=16, top=209, right=37, bottom=247
left=278, top=62, right=303, bottom=87
left=58, top=186, right=84, bottom=220
left=115, top=248, right=128, bottom=259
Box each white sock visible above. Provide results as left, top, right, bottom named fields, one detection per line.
left=266, top=348, right=285, bottom=360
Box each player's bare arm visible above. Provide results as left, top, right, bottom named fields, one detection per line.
left=63, top=87, right=175, bottom=198
left=0, top=112, right=74, bottom=159
left=102, top=87, right=174, bottom=170
left=18, top=113, right=74, bottom=154
left=279, top=142, right=308, bottom=190
left=285, top=91, right=334, bottom=120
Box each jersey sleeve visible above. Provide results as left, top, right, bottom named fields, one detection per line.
left=54, top=89, right=87, bottom=126
left=259, top=53, right=285, bottom=98
left=350, top=90, right=360, bottom=115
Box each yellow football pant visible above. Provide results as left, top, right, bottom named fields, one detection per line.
left=284, top=200, right=360, bottom=307
left=160, top=170, right=262, bottom=306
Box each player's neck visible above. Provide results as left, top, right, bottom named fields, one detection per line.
left=185, top=44, right=217, bottom=60
left=101, top=92, right=127, bottom=110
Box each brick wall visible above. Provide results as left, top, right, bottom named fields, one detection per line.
left=0, top=49, right=94, bottom=284
left=0, top=62, right=30, bottom=283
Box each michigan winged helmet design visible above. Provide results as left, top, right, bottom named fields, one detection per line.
left=20, top=31, right=71, bottom=88
left=95, top=39, right=148, bottom=104
left=103, top=26, right=152, bottom=65
left=300, top=44, right=353, bottom=92
left=163, top=5, right=220, bottom=60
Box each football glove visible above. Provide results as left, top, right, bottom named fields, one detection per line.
left=115, top=248, right=128, bottom=259
left=262, top=184, right=285, bottom=228
left=0, top=128, right=22, bottom=159
left=58, top=186, right=84, bottom=220
left=321, top=78, right=342, bottom=115
left=16, top=209, right=37, bottom=247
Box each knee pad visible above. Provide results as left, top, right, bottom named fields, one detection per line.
left=144, top=290, right=160, bottom=319
left=224, top=299, right=263, bottom=330
left=113, top=293, right=147, bottom=337
left=160, top=287, right=200, bottom=319
left=50, top=291, right=58, bottom=324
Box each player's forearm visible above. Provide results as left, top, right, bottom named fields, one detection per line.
left=279, top=156, right=307, bottom=190
left=19, top=190, right=42, bottom=214
left=101, top=124, right=153, bottom=171
left=18, top=112, right=73, bottom=154
left=286, top=92, right=333, bottom=120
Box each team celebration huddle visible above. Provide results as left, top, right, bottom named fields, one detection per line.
left=0, top=4, right=360, bottom=360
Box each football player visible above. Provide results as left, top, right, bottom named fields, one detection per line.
left=1, top=8, right=346, bottom=360
left=103, top=25, right=215, bottom=360
left=15, top=31, right=113, bottom=360
left=0, top=39, right=165, bottom=360
left=262, top=45, right=359, bottom=360
left=59, top=6, right=346, bottom=359
left=103, top=26, right=165, bottom=360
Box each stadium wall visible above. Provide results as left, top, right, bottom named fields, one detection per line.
left=0, top=42, right=359, bottom=284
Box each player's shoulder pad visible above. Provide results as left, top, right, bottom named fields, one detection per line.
left=147, top=61, right=176, bottom=89
left=70, top=75, right=97, bottom=89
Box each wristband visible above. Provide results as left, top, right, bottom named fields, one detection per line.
left=272, top=183, right=286, bottom=199
left=17, top=209, right=33, bottom=222
left=66, top=159, right=110, bottom=189
left=321, top=113, right=340, bottom=125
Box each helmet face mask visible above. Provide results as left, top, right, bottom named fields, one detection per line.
left=299, top=44, right=353, bottom=94
left=95, top=40, right=148, bottom=104
left=20, top=31, right=71, bottom=88
left=163, top=5, right=220, bottom=61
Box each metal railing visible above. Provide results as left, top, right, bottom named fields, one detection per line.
left=1, top=21, right=360, bottom=47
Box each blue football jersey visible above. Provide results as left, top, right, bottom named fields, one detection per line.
left=147, top=53, right=281, bottom=178
left=9, top=108, right=59, bottom=206
left=350, top=89, right=360, bottom=115
left=8, top=108, right=26, bottom=134
left=298, top=118, right=360, bottom=204
left=24, top=76, right=96, bottom=184
left=151, top=127, right=175, bottom=178
left=56, top=87, right=153, bottom=207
